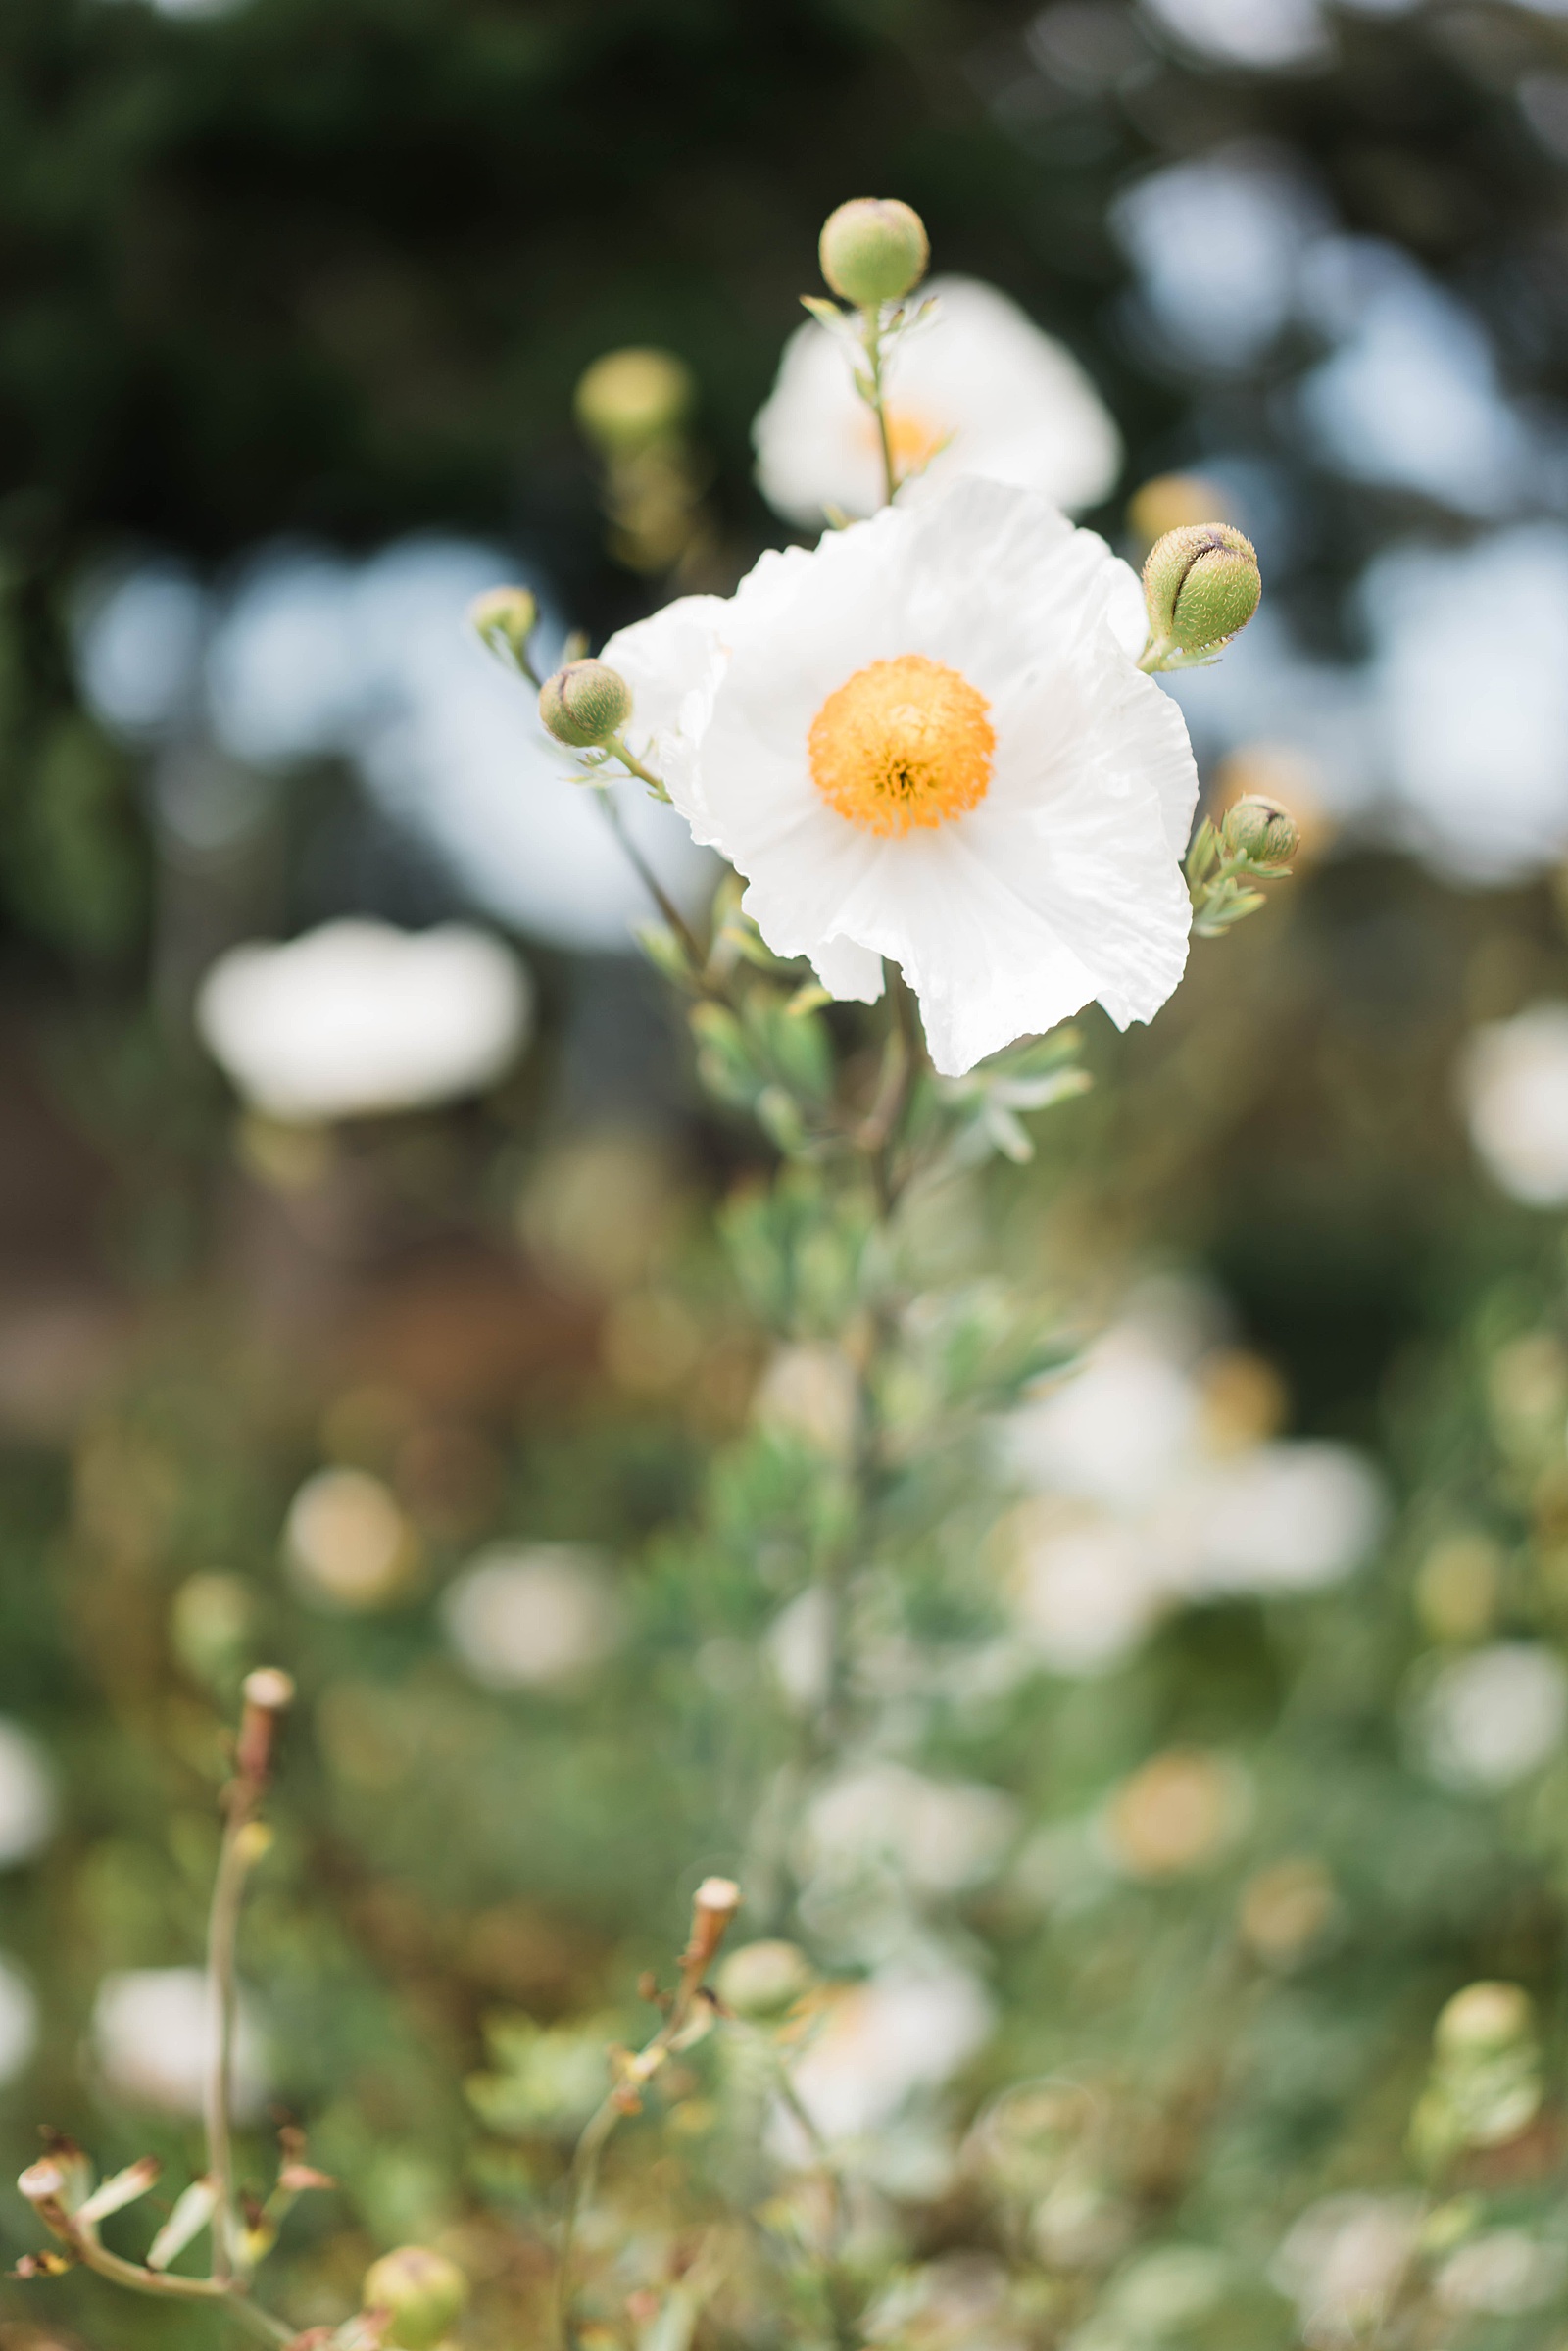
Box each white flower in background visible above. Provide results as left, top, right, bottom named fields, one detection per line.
left=92, top=1967, right=269, bottom=2118
left=1461, top=1005, right=1568, bottom=1206
left=1435, top=2232, right=1568, bottom=2316
left=754, top=277, right=1121, bottom=528
left=753, top=1342, right=861, bottom=1457
left=0, top=1720, right=58, bottom=1867
left=768, top=1587, right=833, bottom=1711
left=1008, top=1328, right=1202, bottom=1514
left=196, top=918, right=530, bottom=1122
left=1159, top=1441, right=1386, bottom=1597
left=605, top=478, right=1198, bottom=1078
left=1011, top=1513, right=1166, bottom=1676
left=1272, top=2194, right=1423, bottom=2342
left=0, top=1953, right=38, bottom=2086
left=788, top=1966, right=993, bottom=2139
left=442, top=1544, right=620, bottom=1691
left=284, top=1468, right=419, bottom=1612
left=803, top=1763, right=1018, bottom=1899
left=1421, top=1642, right=1568, bottom=1792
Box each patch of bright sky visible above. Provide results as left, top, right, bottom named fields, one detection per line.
left=1112, top=146, right=1328, bottom=370
left=1139, top=0, right=1330, bottom=69
left=75, top=538, right=710, bottom=954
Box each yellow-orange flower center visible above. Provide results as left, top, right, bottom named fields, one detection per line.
left=808, top=656, right=995, bottom=837
left=857, top=405, right=949, bottom=477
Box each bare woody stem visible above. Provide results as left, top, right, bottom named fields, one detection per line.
left=208, top=1670, right=294, bottom=2287
left=18, top=2170, right=293, bottom=2346
left=554, top=1879, right=742, bottom=2351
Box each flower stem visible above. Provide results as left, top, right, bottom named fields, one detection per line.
left=594, top=783, right=706, bottom=969
left=859, top=307, right=900, bottom=507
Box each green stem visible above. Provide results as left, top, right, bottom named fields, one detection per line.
left=860, top=307, right=899, bottom=507
left=595, top=786, right=706, bottom=970
left=205, top=1812, right=255, bottom=2284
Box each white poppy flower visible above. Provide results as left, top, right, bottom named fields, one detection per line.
left=196, top=917, right=531, bottom=1122
left=1421, top=1642, right=1568, bottom=1792
left=754, top=277, right=1121, bottom=528
left=604, top=479, right=1198, bottom=1078
left=91, top=1967, right=269, bottom=2118
left=442, top=1543, right=620, bottom=1690
left=1461, top=1004, right=1568, bottom=1206
left=0, top=1719, right=58, bottom=1868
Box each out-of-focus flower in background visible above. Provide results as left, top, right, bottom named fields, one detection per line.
left=196, top=918, right=531, bottom=1124
left=1271, top=2194, right=1424, bottom=2345
left=753, top=276, right=1121, bottom=527
left=1142, top=0, right=1331, bottom=71
left=1113, top=145, right=1325, bottom=373
left=1461, top=1004, right=1568, bottom=1205
left=441, top=1544, right=621, bottom=1691
left=801, top=1763, right=1018, bottom=1902
left=91, top=1967, right=269, bottom=2117
left=0, top=1720, right=58, bottom=1869
left=786, top=1966, right=993, bottom=2143
left=1419, top=1642, right=1568, bottom=1792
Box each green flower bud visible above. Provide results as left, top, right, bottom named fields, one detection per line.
left=539, top=660, right=633, bottom=749
left=1221, top=794, right=1298, bottom=869
left=716, top=1937, right=815, bottom=2019
left=1143, top=524, right=1261, bottom=656
left=362, top=2245, right=469, bottom=2351
left=574, top=348, right=695, bottom=454
left=818, top=198, right=929, bottom=307
left=1435, top=1981, right=1535, bottom=2060
left=469, top=586, right=539, bottom=668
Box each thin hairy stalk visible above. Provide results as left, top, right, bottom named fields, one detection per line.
left=596, top=785, right=706, bottom=969
left=555, top=1882, right=740, bottom=2351
left=859, top=308, right=900, bottom=507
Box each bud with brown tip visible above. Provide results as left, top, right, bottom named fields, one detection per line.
left=235, top=1666, right=294, bottom=1790
left=362, top=2244, right=469, bottom=2351
left=684, top=1875, right=742, bottom=1974
left=539, top=660, right=633, bottom=749
left=1222, top=794, right=1298, bottom=870
left=469, top=586, right=539, bottom=671
left=819, top=198, right=929, bottom=307
left=1144, top=524, right=1261, bottom=659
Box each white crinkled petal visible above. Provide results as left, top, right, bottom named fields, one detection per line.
left=600, top=594, right=729, bottom=818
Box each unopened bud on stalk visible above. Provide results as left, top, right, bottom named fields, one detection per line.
left=362, top=2245, right=469, bottom=2351
left=819, top=197, right=929, bottom=306
left=716, top=1937, right=814, bottom=2019
left=235, top=1666, right=294, bottom=1788
left=468, top=586, right=539, bottom=667
left=1144, top=524, right=1260, bottom=656
left=539, top=659, right=633, bottom=748
left=575, top=348, right=695, bottom=454
left=1222, top=794, right=1298, bottom=869
left=1436, top=1981, right=1535, bottom=2059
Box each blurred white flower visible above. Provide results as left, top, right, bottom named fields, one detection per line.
left=1435, top=2231, right=1568, bottom=2315
left=605, top=476, right=1195, bottom=1079
left=754, top=276, right=1121, bottom=529
left=92, top=1967, right=268, bottom=2118
left=1461, top=1004, right=1568, bottom=1206
left=0, top=1953, right=38, bottom=2086
left=1272, top=2194, right=1422, bottom=2342
left=442, top=1544, right=620, bottom=1691
left=1011, top=1513, right=1166, bottom=1676
left=1421, top=1643, right=1568, bottom=1792
left=1158, top=1441, right=1386, bottom=1596
left=803, top=1763, right=1018, bottom=1898
left=197, top=918, right=530, bottom=1122
left=1007, top=1332, right=1202, bottom=1514
left=1364, top=526, right=1568, bottom=884
left=284, top=1468, right=419, bottom=1612
left=0, top=1719, right=58, bottom=1868
left=1141, top=0, right=1329, bottom=67
left=788, top=1967, right=993, bottom=2139
left=768, top=1587, right=833, bottom=1712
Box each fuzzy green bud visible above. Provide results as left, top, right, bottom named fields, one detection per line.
left=362, top=2245, right=469, bottom=2351
left=575, top=348, right=694, bottom=454
left=1143, top=524, right=1261, bottom=656
left=716, top=1937, right=815, bottom=2019
left=818, top=198, right=929, bottom=307
left=539, top=660, right=633, bottom=749
left=1221, top=794, right=1298, bottom=869
left=1435, top=1981, right=1535, bottom=2060
left=469, top=586, right=539, bottom=669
